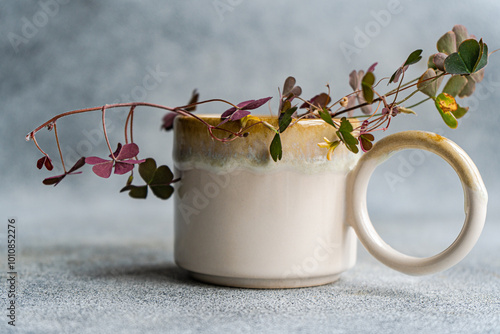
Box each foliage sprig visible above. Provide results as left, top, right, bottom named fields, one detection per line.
left=27, top=25, right=493, bottom=199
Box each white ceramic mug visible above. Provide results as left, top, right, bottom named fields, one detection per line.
left=173, top=116, right=487, bottom=288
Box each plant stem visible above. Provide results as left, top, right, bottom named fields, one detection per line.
left=31, top=135, right=49, bottom=157
left=334, top=72, right=447, bottom=117
left=53, top=122, right=66, bottom=173
left=406, top=97, right=432, bottom=109
left=101, top=106, right=115, bottom=159
left=130, top=106, right=135, bottom=144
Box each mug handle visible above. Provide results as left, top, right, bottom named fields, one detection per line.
left=346, top=131, right=488, bottom=275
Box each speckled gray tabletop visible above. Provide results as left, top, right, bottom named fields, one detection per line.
left=2, top=211, right=498, bottom=334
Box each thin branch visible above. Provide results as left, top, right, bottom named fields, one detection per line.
left=101, top=106, right=115, bottom=159
left=406, top=97, right=432, bottom=109
left=31, top=135, right=49, bottom=157
left=124, top=108, right=132, bottom=144
left=53, top=122, right=66, bottom=173
left=129, top=106, right=135, bottom=144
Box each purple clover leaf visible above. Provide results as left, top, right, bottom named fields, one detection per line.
left=161, top=112, right=178, bottom=131
left=86, top=143, right=145, bottom=178
left=279, top=76, right=302, bottom=113
left=221, top=97, right=272, bottom=121
left=346, top=62, right=378, bottom=115
left=37, top=156, right=53, bottom=171
left=43, top=157, right=86, bottom=186
left=299, top=93, right=331, bottom=110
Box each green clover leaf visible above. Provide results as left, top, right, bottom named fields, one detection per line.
left=434, top=93, right=458, bottom=129
left=444, top=39, right=488, bottom=75
left=120, top=158, right=174, bottom=199
left=336, top=117, right=359, bottom=154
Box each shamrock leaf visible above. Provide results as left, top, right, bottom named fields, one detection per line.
left=300, top=93, right=331, bottom=110
left=37, top=156, right=53, bottom=171
left=278, top=107, right=297, bottom=133
left=417, top=68, right=444, bottom=98
left=347, top=63, right=377, bottom=115
left=269, top=133, right=282, bottom=162
left=430, top=26, right=486, bottom=97
left=358, top=133, right=375, bottom=152
left=442, top=75, right=468, bottom=97
left=389, top=50, right=422, bottom=84
left=86, top=143, right=145, bottom=178
left=444, top=39, right=488, bottom=75
left=43, top=157, right=86, bottom=186
left=434, top=93, right=458, bottom=129
left=452, top=104, right=469, bottom=119
left=361, top=71, right=375, bottom=104
left=437, top=31, right=457, bottom=55
left=282, top=76, right=302, bottom=99
left=221, top=97, right=273, bottom=120
left=120, top=158, right=175, bottom=199
left=336, top=117, right=358, bottom=154
left=279, top=76, right=302, bottom=113
left=431, top=53, right=447, bottom=71
left=318, top=108, right=335, bottom=127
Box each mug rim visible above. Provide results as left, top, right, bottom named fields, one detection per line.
left=173, top=114, right=361, bottom=173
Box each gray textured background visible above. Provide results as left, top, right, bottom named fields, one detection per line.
left=1, top=1, right=499, bottom=333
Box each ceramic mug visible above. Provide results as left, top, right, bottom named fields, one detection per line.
left=172, top=115, right=487, bottom=288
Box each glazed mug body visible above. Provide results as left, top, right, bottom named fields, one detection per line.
left=172, top=115, right=487, bottom=288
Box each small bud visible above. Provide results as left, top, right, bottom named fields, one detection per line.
left=340, top=97, right=349, bottom=108
left=243, top=132, right=249, bottom=137
left=361, top=120, right=369, bottom=131
left=398, top=106, right=417, bottom=115
left=432, top=53, right=447, bottom=72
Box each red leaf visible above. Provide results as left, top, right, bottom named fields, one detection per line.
left=114, top=159, right=145, bottom=175
left=221, top=106, right=238, bottom=119
left=116, top=143, right=139, bottom=160
left=67, top=157, right=86, bottom=173
left=114, top=162, right=135, bottom=175
left=221, top=97, right=272, bottom=119
left=37, top=156, right=53, bottom=171
left=43, top=174, right=65, bottom=186
left=240, top=97, right=272, bottom=110
left=85, top=157, right=108, bottom=165
left=230, top=110, right=251, bottom=121
left=367, top=62, right=378, bottom=73
left=161, top=112, right=178, bottom=131
left=91, top=161, right=113, bottom=178
left=110, top=143, right=122, bottom=158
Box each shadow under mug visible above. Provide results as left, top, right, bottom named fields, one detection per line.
left=172, top=116, right=487, bottom=288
